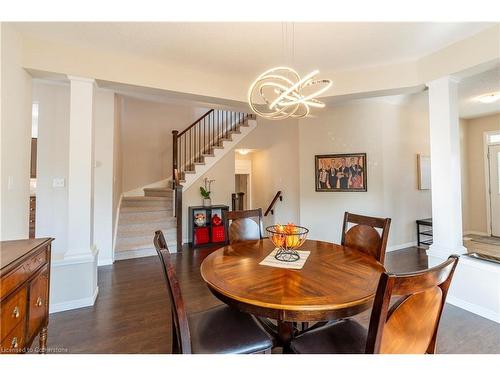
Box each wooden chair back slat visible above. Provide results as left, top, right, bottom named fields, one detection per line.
left=154, top=230, right=192, bottom=354
left=341, top=212, right=391, bottom=263
left=223, top=209, right=264, bottom=244
left=366, top=255, right=459, bottom=354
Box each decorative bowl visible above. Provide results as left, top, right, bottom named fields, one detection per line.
left=266, top=224, right=309, bottom=262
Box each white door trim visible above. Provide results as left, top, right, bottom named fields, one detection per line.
left=235, top=159, right=252, bottom=209
left=483, top=130, right=500, bottom=236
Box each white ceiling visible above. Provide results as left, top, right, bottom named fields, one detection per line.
left=459, top=67, right=500, bottom=119
left=12, top=22, right=494, bottom=78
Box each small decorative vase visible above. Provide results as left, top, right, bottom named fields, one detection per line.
left=203, top=198, right=211, bottom=207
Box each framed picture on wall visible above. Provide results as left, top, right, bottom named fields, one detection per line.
left=315, top=153, right=367, bottom=192
left=417, top=154, right=431, bottom=190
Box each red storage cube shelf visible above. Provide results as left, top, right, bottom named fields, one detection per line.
left=194, top=227, right=209, bottom=246
left=211, top=225, right=225, bottom=243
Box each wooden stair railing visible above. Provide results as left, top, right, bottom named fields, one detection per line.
left=264, top=191, right=283, bottom=216
left=171, top=109, right=256, bottom=250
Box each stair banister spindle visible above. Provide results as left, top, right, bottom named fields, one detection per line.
left=172, top=130, right=179, bottom=187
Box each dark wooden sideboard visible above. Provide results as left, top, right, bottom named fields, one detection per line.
left=0, top=238, right=53, bottom=354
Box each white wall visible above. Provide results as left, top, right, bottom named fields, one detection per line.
left=33, top=81, right=70, bottom=255
left=119, top=96, right=208, bottom=193
left=298, top=94, right=432, bottom=249
left=34, top=81, right=116, bottom=266
left=0, top=23, right=32, bottom=240
left=93, top=89, right=115, bottom=265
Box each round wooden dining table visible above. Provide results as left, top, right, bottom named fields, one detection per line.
left=200, top=238, right=385, bottom=348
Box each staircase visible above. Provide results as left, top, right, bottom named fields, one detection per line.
left=114, top=194, right=177, bottom=260
left=114, top=109, right=257, bottom=259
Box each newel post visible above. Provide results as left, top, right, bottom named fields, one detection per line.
left=172, top=130, right=179, bottom=188
left=175, top=184, right=183, bottom=251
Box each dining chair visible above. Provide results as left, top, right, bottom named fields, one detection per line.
left=153, top=230, right=273, bottom=354
left=341, top=212, right=391, bottom=264
left=223, top=208, right=264, bottom=244
left=299, top=212, right=391, bottom=332
left=290, top=255, right=459, bottom=354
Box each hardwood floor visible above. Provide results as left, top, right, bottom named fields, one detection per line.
left=44, top=246, right=500, bottom=354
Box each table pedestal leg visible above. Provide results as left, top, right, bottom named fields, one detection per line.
left=277, top=320, right=295, bottom=353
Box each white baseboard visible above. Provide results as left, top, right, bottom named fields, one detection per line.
left=49, top=286, right=99, bottom=314
left=446, top=294, right=500, bottom=324
left=387, top=241, right=418, bottom=252
left=463, top=230, right=490, bottom=237
left=114, top=248, right=157, bottom=261
left=98, top=258, right=114, bottom=266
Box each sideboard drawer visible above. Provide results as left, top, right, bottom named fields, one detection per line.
left=0, top=247, right=47, bottom=297
left=0, top=288, right=27, bottom=342
left=1, top=238, right=53, bottom=354
left=0, top=319, right=25, bottom=354
left=28, top=267, right=49, bottom=340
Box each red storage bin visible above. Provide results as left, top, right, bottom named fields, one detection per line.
left=194, top=227, right=209, bottom=245
left=211, top=225, right=225, bottom=243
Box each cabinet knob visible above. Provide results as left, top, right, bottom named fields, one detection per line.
left=36, top=297, right=43, bottom=307
left=12, top=306, right=20, bottom=318
left=11, top=337, right=18, bottom=349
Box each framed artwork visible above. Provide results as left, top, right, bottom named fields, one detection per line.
left=417, top=154, right=431, bottom=190
left=315, top=153, right=367, bottom=192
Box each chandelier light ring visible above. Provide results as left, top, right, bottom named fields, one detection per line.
left=248, top=66, right=332, bottom=120
left=269, top=69, right=320, bottom=109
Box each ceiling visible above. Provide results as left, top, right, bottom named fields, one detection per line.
left=459, top=67, right=500, bottom=119
left=12, top=22, right=494, bottom=78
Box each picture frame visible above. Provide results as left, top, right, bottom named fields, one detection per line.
left=417, top=154, right=431, bottom=190
left=315, top=153, right=367, bottom=192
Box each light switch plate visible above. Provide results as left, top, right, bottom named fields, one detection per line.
left=53, top=178, right=66, bottom=188
left=8, top=176, right=14, bottom=190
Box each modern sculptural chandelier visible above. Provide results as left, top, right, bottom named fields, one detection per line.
left=248, top=67, right=332, bottom=120
left=247, top=23, right=332, bottom=120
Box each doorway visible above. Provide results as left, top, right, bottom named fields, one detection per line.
left=235, top=174, right=249, bottom=210
left=488, top=143, right=500, bottom=237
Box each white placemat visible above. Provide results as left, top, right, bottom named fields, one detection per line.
left=259, top=248, right=311, bottom=270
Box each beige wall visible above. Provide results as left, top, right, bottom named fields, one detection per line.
left=112, top=96, right=123, bottom=246
left=119, top=96, right=208, bottom=193
left=461, top=113, right=500, bottom=234
left=182, top=149, right=236, bottom=242
left=298, top=94, right=432, bottom=248
left=1, top=24, right=32, bottom=240
left=180, top=118, right=301, bottom=242
left=16, top=24, right=499, bottom=103
left=238, top=118, right=300, bottom=228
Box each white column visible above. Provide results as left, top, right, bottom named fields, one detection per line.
left=67, top=76, right=95, bottom=257
left=427, top=76, right=466, bottom=259
left=49, top=76, right=99, bottom=313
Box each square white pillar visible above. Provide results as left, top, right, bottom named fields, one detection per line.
left=49, top=76, right=99, bottom=313
left=427, top=76, right=466, bottom=259
left=67, top=76, right=96, bottom=257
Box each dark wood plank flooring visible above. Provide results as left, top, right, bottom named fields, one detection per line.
left=44, top=246, right=500, bottom=354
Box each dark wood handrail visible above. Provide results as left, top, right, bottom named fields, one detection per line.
left=264, top=191, right=282, bottom=216
left=178, top=109, right=214, bottom=137
left=171, top=109, right=254, bottom=251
